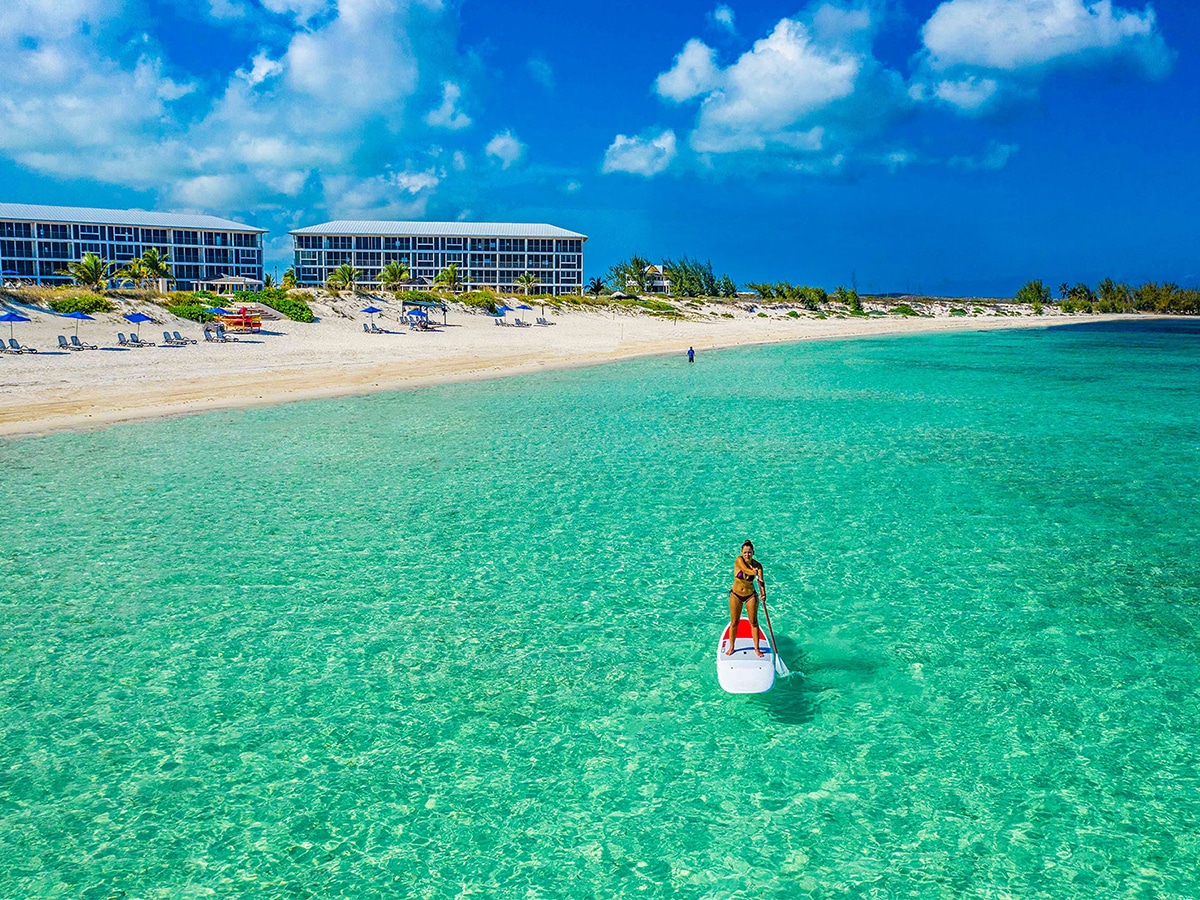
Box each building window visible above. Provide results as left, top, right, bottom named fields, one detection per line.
left=325, top=250, right=351, bottom=266
left=203, top=232, right=230, bottom=247
left=382, top=252, right=410, bottom=265
left=177, top=247, right=200, bottom=263
left=383, top=237, right=410, bottom=251
left=355, top=252, right=382, bottom=267
left=444, top=237, right=464, bottom=250
left=1, top=222, right=34, bottom=239
left=233, top=232, right=259, bottom=248
left=326, top=236, right=352, bottom=250
left=173, top=230, right=199, bottom=245
left=499, top=238, right=526, bottom=252
left=528, top=239, right=554, bottom=253
left=38, top=241, right=71, bottom=258
left=468, top=238, right=497, bottom=252
left=355, top=236, right=382, bottom=250
left=38, top=223, right=71, bottom=240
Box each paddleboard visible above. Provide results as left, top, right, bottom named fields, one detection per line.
left=717, top=619, right=775, bottom=694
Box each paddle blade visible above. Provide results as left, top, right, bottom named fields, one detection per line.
left=774, top=653, right=791, bottom=677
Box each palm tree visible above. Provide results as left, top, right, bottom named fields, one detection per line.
left=585, top=276, right=606, bottom=298
left=140, top=248, right=175, bottom=290
left=282, top=267, right=297, bottom=289
left=58, top=252, right=113, bottom=291
left=262, top=273, right=274, bottom=288
left=115, top=258, right=151, bottom=290
left=379, top=260, right=410, bottom=292
left=514, top=272, right=540, bottom=296
left=1059, top=282, right=1069, bottom=300
left=326, top=264, right=361, bottom=293
left=434, top=263, right=462, bottom=293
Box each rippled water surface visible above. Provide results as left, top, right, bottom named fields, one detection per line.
left=3, top=320, right=1199, bottom=898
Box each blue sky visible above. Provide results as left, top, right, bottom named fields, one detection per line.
left=0, top=0, right=1195, bottom=295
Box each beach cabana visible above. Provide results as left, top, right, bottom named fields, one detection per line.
left=197, top=275, right=264, bottom=294
left=401, top=297, right=448, bottom=325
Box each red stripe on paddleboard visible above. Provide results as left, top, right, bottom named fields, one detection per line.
left=721, top=620, right=767, bottom=642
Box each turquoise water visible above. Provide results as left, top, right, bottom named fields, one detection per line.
left=2, top=320, right=1199, bottom=898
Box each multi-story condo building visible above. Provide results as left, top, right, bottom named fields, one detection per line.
left=0, top=202, right=266, bottom=290
left=290, top=221, right=587, bottom=295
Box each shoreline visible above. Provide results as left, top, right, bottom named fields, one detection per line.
left=0, top=307, right=1151, bottom=439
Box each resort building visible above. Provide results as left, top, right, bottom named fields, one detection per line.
left=0, top=202, right=266, bottom=290
left=290, top=221, right=587, bottom=295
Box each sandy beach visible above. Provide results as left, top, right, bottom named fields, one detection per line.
left=0, top=297, right=1141, bottom=438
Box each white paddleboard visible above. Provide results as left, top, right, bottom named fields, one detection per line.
left=717, top=619, right=775, bottom=694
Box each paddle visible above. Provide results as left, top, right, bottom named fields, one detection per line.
left=759, top=591, right=791, bottom=677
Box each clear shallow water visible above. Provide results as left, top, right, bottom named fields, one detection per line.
left=2, top=320, right=1199, bottom=899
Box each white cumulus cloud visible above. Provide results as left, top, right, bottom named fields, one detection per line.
left=651, top=5, right=907, bottom=159
left=915, top=0, right=1173, bottom=112
left=602, top=129, right=677, bottom=177
left=711, top=4, right=736, bottom=32
left=485, top=130, right=525, bottom=168
left=425, top=81, right=471, bottom=129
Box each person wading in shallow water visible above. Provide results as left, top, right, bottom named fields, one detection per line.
left=687, top=346, right=695, bottom=363
left=725, top=540, right=765, bottom=657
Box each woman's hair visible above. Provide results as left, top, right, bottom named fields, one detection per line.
left=742, top=540, right=754, bottom=551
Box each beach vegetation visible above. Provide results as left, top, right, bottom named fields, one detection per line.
left=140, top=248, right=175, bottom=288
left=282, top=267, right=297, bottom=290
left=949, top=308, right=967, bottom=316
left=114, top=258, right=151, bottom=290
left=892, top=304, right=919, bottom=316
left=1015, top=279, right=1052, bottom=306
left=46, top=293, right=114, bottom=315
left=606, top=254, right=651, bottom=294
left=834, top=285, right=863, bottom=313
left=166, top=302, right=215, bottom=322
left=787, top=310, right=800, bottom=318
left=58, top=252, right=114, bottom=292
left=757, top=311, right=768, bottom=317
left=585, top=276, right=607, bottom=297
left=228, top=288, right=315, bottom=323
left=434, top=264, right=463, bottom=293
left=379, top=261, right=410, bottom=292
left=326, top=265, right=362, bottom=293
left=1031, top=301, right=1044, bottom=315
left=514, top=272, right=540, bottom=295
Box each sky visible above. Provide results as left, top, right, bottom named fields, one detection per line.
left=0, top=0, right=1196, bottom=296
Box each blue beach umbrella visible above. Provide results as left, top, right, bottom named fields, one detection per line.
left=60, top=309, right=95, bottom=339
left=123, top=311, right=154, bottom=339
left=407, top=308, right=428, bottom=319
left=361, top=305, right=383, bottom=326
left=0, top=310, right=32, bottom=341
left=205, top=307, right=231, bottom=316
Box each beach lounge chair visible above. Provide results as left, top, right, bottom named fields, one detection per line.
left=513, top=318, right=531, bottom=327
left=70, top=335, right=97, bottom=350
left=363, top=323, right=372, bottom=334
left=8, top=338, right=36, bottom=353
left=173, top=331, right=196, bottom=345
left=494, top=317, right=505, bottom=327
left=59, top=335, right=78, bottom=351
left=117, top=333, right=132, bottom=347
left=215, top=325, right=239, bottom=342
left=127, top=333, right=154, bottom=347
left=536, top=317, right=556, bottom=326
left=163, top=331, right=185, bottom=346
left=369, top=322, right=387, bottom=334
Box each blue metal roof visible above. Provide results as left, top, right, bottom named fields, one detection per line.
left=290, top=220, right=586, bottom=239
left=0, top=202, right=266, bottom=232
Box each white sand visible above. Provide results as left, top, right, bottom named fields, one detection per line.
left=0, top=296, right=1141, bottom=438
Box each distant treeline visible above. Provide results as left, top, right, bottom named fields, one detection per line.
left=606, top=254, right=737, bottom=298
left=1017, top=279, right=1199, bottom=314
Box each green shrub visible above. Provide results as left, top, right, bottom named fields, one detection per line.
left=47, top=294, right=113, bottom=314
left=892, top=304, right=919, bottom=316
left=272, top=295, right=315, bottom=323
left=787, top=310, right=800, bottom=319
left=1031, top=300, right=1044, bottom=315
left=167, top=303, right=215, bottom=323
left=949, top=308, right=967, bottom=317
left=757, top=311, right=768, bottom=318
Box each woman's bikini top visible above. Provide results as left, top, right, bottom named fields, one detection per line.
left=733, top=559, right=759, bottom=588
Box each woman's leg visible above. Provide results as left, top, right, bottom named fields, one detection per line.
left=746, top=594, right=764, bottom=657
left=725, top=591, right=744, bottom=655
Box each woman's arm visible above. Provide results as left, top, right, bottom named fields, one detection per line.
left=756, top=561, right=766, bottom=598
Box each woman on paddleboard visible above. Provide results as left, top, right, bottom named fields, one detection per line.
left=725, top=540, right=765, bottom=657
